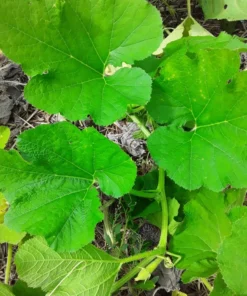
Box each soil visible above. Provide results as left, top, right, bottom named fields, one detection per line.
left=0, top=1, right=247, bottom=296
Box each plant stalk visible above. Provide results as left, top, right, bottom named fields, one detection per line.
left=120, top=247, right=163, bottom=264
left=200, top=278, right=213, bottom=292
left=4, top=244, right=13, bottom=285
left=157, top=168, right=168, bottom=250
left=128, top=114, right=151, bottom=138
left=130, top=189, right=157, bottom=199
left=112, top=257, right=155, bottom=293
left=187, top=0, right=192, bottom=17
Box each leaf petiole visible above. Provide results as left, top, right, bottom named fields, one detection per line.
left=130, top=189, right=158, bottom=199
left=4, top=243, right=13, bottom=285
left=200, top=278, right=213, bottom=292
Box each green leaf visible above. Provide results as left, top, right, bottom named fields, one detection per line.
left=0, top=193, right=25, bottom=244
left=0, top=284, right=14, bottom=296
left=164, top=32, right=247, bottom=59
left=138, top=33, right=247, bottom=79
left=0, top=224, right=25, bottom=244
left=15, top=237, right=121, bottom=296
left=13, top=281, right=45, bottom=296
left=134, top=280, right=155, bottom=291
left=148, top=49, right=247, bottom=191
left=200, top=0, right=247, bottom=21
left=182, top=259, right=218, bottom=283
left=0, top=122, right=136, bottom=251
left=168, top=198, right=180, bottom=235
left=218, top=215, right=247, bottom=294
left=210, top=273, right=236, bottom=296
left=170, top=189, right=231, bottom=282
left=0, top=0, right=163, bottom=125
left=0, top=192, right=7, bottom=223
left=224, top=188, right=246, bottom=212
left=0, top=126, right=10, bottom=149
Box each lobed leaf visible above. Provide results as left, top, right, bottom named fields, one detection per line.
left=15, top=237, right=121, bottom=296
left=148, top=49, right=247, bottom=191
left=0, top=0, right=163, bottom=125
left=0, top=122, right=136, bottom=251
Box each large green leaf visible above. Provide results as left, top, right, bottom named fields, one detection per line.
left=0, top=126, right=10, bottom=149
left=0, top=0, right=162, bottom=125
left=15, top=237, right=121, bottom=296
left=210, top=273, right=235, bottom=296
left=0, top=122, right=136, bottom=251
left=148, top=49, right=247, bottom=191
left=218, top=215, right=247, bottom=295
left=170, top=189, right=231, bottom=282
left=200, top=0, right=247, bottom=21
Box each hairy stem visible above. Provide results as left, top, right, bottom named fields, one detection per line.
left=128, top=114, right=151, bottom=138
left=187, top=0, right=192, bottom=17
left=4, top=244, right=13, bottom=285
left=120, top=247, right=163, bottom=264
left=130, top=189, right=157, bottom=199
left=157, top=168, right=168, bottom=250
left=112, top=257, right=155, bottom=293
left=200, top=278, right=213, bottom=292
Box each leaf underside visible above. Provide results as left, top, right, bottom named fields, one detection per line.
left=15, top=237, right=121, bottom=296
left=148, top=49, right=247, bottom=191
left=0, top=122, right=136, bottom=251
left=0, top=0, right=163, bottom=125
left=200, top=0, right=247, bottom=21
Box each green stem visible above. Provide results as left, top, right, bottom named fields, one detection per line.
left=128, top=114, right=151, bottom=138
left=130, top=189, right=157, bottom=199
left=187, top=0, right=192, bottom=17
left=200, top=278, right=213, bottom=292
left=4, top=244, right=13, bottom=285
left=157, top=168, right=168, bottom=250
left=120, top=248, right=163, bottom=264
left=112, top=257, right=155, bottom=294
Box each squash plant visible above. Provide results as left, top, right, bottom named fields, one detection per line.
left=0, top=0, right=247, bottom=295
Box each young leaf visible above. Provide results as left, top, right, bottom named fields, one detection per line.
left=15, top=237, right=121, bottom=296
left=169, top=189, right=231, bottom=282
left=200, top=0, right=247, bottom=21
left=148, top=49, right=247, bottom=191
left=218, top=215, right=247, bottom=294
left=0, top=122, right=136, bottom=251
left=0, top=0, right=163, bottom=125
left=0, top=126, right=10, bottom=149
left=210, top=273, right=235, bottom=296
